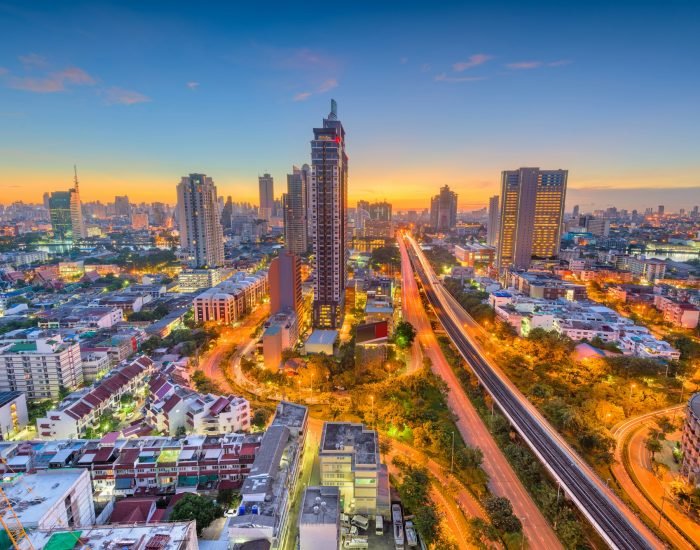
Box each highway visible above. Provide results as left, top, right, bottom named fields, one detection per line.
left=402, top=232, right=663, bottom=550
left=399, top=234, right=562, bottom=549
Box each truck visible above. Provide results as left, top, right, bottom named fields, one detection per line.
left=392, top=504, right=405, bottom=550
left=375, top=514, right=384, bottom=536
left=351, top=514, right=369, bottom=531
left=343, top=536, right=369, bottom=549
left=405, top=520, right=418, bottom=548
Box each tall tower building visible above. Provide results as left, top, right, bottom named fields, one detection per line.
left=114, top=196, right=131, bottom=217
left=429, top=185, right=458, bottom=231
left=49, top=168, right=85, bottom=241
left=368, top=201, right=392, bottom=221
left=176, top=173, right=225, bottom=268
left=572, top=204, right=580, bottom=219
left=658, top=205, right=665, bottom=216
left=258, top=173, right=274, bottom=221
left=269, top=251, right=302, bottom=316
left=283, top=165, right=309, bottom=255
left=310, top=99, right=348, bottom=329
left=496, top=167, right=567, bottom=272
left=487, top=195, right=500, bottom=247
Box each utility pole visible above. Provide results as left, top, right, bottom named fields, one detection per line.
left=450, top=431, right=455, bottom=473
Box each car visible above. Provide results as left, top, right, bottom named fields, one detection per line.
left=225, top=508, right=237, bottom=517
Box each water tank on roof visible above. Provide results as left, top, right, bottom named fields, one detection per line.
left=252, top=504, right=259, bottom=515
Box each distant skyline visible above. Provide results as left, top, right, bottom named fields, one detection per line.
left=1, top=1, right=698, bottom=210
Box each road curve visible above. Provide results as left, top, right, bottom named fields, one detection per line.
left=403, top=232, right=662, bottom=550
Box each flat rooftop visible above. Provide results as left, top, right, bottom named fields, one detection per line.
left=30, top=521, right=195, bottom=550
left=270, top=401, right=308, bottom=431
left=321, top=422, right=378, bottom=466
left=1, top=469, right=88, bottom=526
left=299, top=486, right=339, bottom=525
left=306, top=329, right=338, bottom=346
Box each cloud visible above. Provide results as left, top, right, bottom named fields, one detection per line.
left=103, top=86, right=150, bottom=105
left=186, top=81, right=200, bottom=89
left=19, top=53, right=48, bottom=69
left=505, top=61, right=543, bottom=70
left=453, top=53, right=492, bottom=72
left=6, top=66, right=96, bottom=93
left=293, top=91, right=313, bottom=102
left=548, top=59, right=572, bottom=67
left=435, top=73, right=486, bottom=83
left=400, top=57, right=408, bottom=64
left=293, top=78, right=338, bottom=101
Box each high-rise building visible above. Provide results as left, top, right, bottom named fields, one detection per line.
left=114, top=195, right=130, bottom=217
left=176, top=173, right=225, bottom=268
left=430, top=185, right=458, bottom=231
left=49, top=168, right=85, bottom=241
left=42, top=192, right=50, bottom=211
left=496, top=167, right=568, bottom=272
left=310, top=99, right=348, bottom=329
left=269, top=251, right=302, bottom=316
left=283, top=166, right=309, bottom=255
left=572, top=204, right=580, bottom=218
left=368, top=201, right=392, bottom=221
left=658, top=205, right=665, bottom=216
left=258, top=173, right=275, bottom=221
left=221, top=196, right=233, bottom=230
left=487, top=195, right=500, bottom=247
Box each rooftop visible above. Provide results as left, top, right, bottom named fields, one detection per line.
left=299, top=486, right=340, bottom=525
left=306, top=329, right=338, bottom=346
left=321, top=422, right=378, bottom=466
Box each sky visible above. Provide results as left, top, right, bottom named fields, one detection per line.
left=0, top=0, right=698, bottom=211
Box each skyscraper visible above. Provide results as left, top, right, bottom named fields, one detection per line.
left=176, top=173, right=225, bottom=268
left=269, top=251, right=302, bottom=316
left=429, top=185, right=458, bottom=231
left=487, top=195, right=500, bottom=247
left=658, top=205, right=665, bottom=216
left=258, top=173, right=274, bottom=221
left=310, top=99, right=348, bottom=329
left=496, top=167, right=568, bottom=272
left=572, top=204, right=580, bottom=218
left=283, top=165, right=309, bottom=255
left=49, top=168, right=85, bottom=241
left=114, top=196, right=130, bottom=218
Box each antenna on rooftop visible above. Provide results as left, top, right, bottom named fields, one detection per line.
left=73, top=165, right=79, bottom=192
left=328, top=99, right=337, bottom=120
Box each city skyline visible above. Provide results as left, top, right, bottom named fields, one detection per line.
left=1, top=1, right=698, bottom=210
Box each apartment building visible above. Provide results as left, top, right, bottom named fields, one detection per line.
left=319, top=422, right=389, bottom=516
left=37, top=306, right=124, bottom=329
left=0, top=335, right=83, bottom=400
left=36, top=356, right=153, bottom=439
left=681, top=393, right=700, bottom=485
left=193, top=270, right=268, bottom=324
left=653, top=295, right=699, bottom=329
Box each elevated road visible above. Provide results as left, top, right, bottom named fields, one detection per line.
left=402, top=233, right=662, bottom=550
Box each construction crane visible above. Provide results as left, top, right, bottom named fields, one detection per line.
left=0, top=458, right=33, bottom=550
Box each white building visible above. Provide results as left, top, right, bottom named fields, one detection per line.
left=0, top=336, right=83, bottom=401
left=177, top=267, right=230, bottom=293
left=0, top=469, right=95, bottom=531
left=298, top=486, right=340, bottom=550
left=193, top=270, right=268, bottom=324
left=0, top=391, right=28, bottom=439
left=263, top=311, right=299, bottom=369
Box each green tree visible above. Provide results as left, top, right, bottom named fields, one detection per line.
left=169, top=493, right=223, bottom=534
left=646, top=437, right=663, bottom=460
left=483, top=496, right=522, bottom=533
left=393, top=320, right=417, bottom=349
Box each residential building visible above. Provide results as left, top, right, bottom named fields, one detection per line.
left=176, top=173, right=225, bottom=268
left=624, top=256, right=667, bottom=281
left=230, top=401, right=308, bottom=549
left=681, top=393, right=700, bottom=485
left=653, top=295, right=699, bottom=329
left=30, top=522, right=198, bottom=550
left=36, top=356, right=153, bottom=439
left=319, top=422, right=389, bottom=516
left=177, top=267, right=229, bottom=293
left=507, top=270, right=587, bottom=301
left=0, top=469, right=95, bottom=531
left=114, top=195, right=131, bottom=217
left=0, top=336, right=83, bottom=401
left=80, top=351, right=110, bottom=382
left=37, top=306, right=123, bottom=330
left=259, top=173, right=275, bottom=222
left=496, top=167, right=568, bottom=272
left=585, top=217, right=610, bottom=237
left=487, top=195, right=500, bottom=247
left=0, top=391, right=28, bottom=439
left=284, top=166, right=309, bottom=255
left=430, top=185, right=458, bottom=232
left=263, top=311, right=299, bottom=369
left=310, top=99, right=348, bottom=329
left=193, top=271, right=268, bottom=324
left=298, top=486, right=340, bottom=550
left=455, top=243, right=496, bottom=268
left=269, top=251, right=302, bottom=316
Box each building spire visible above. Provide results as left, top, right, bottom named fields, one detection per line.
left=328, top=98, right=337, bottom=120
left=73, top=164, right=79, bottom=192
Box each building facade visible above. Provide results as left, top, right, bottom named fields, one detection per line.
left=681, top=393, right=700, bottom=485
left=176, top=173, right=225, bottom=268
left=429, top=185, right=458, bottom=232
left=496, top=167, right=568, bottom=272
left=193, top=271, right=268, bottom=324
left=269, top=251, right=302, bottom=317
left=487, top=195, right=500, bottom=247
left=259, top=173, right=275, bottom=222
left=284, top=166, right=309, bottom=255
left=310, top=100, right=348, bottom=329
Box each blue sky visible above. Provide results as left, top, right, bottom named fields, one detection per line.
left=1, top=0, right=698, bottom=210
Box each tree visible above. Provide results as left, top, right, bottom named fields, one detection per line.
left=252, top=407, right=272, bottom=428
left=169, top=493, right=223, bottom=534
left=646, top=437, right=663, bottom=460
left=483, top=496, right=522, bottom=533
left=393, top=320, right=417, bottom=349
